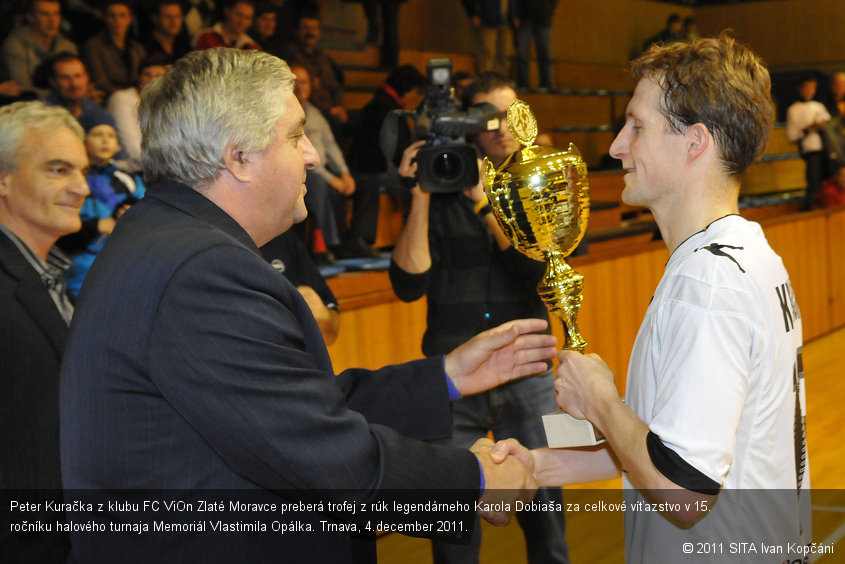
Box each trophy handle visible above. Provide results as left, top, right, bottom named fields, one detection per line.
left=538, top=252, right=587, bottom=352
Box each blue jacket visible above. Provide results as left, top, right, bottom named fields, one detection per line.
left=64, top=162, right=145, bottom=294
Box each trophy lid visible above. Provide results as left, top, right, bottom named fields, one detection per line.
left=501, top=99, right=588, bottom=175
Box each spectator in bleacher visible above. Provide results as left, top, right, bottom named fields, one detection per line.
left=83, top=1, right=147, bottom=98
left=682, top=15, right=699, bottom=43
left=390, top=71, right=570, bottom=564
left=828, top=72, right=845, bottom=120
left=41, top=52, right=116, bottom=133
left=817, top=161, right=845, bottom=208
left=786, top=73, right=831, bottom=210
left=260, top=230, right=340, bottom=344
left=141, top=0, right=192, bottom=61
left=641, top=12, right=682, bottom=52
left=461, top=0, right=509, bottom=75
left=182, top=0, right=216, bottom=38
left=511, top=0, right=558, bottom=91
left=292, top=62, right=353, bottom=261
left=820, top=71, right=845, bottom=168
left=193, top=0, right=260, bottom=51
left=281, top=7, right=347, bottom=127
left=344, top=63, right=425, bottom=258
left=58, top=123, right=145, bottom=295
left=107, top=54, right=169, bottom=170
left=2, top=0, right=79, bottom=98
left=251, top=1, right=286, bottom=56
left=360, top=0, right=404, bottom=68
left=0, top=101, right=89, bottom=564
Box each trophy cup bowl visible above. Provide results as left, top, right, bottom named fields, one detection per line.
left=481, top=141, right=590, bottom=352
left=481, top=99, right=602, bottom=447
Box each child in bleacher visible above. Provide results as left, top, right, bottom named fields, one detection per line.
left=59, top=123, right=145, bottom=294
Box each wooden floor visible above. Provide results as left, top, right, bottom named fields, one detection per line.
left=377, top=326, right=845, bottom=563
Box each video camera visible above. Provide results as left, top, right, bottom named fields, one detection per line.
left=381, top=58, right=501, bottom=193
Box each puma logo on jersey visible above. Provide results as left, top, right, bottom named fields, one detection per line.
left=694, top=243, right=746, bottom=273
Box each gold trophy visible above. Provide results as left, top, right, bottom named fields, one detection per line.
left=482, top=99, right=603, bottom=448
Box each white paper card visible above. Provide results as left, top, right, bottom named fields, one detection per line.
left=542, top=411, right=605, bottom=448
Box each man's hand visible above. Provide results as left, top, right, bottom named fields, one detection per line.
left=398, top=139, right=426, bottom=180
left=554, top=350, right=618, bottom=421
left=471, top=438, right=537, bottom=526
left=339, top=172, right=355, bottom=195
left=98, top=217, right=117, bottom=234
left=445, top=318, right=556, bottom=396
left=329, top=172, right=356, bottom=196
left=490, top=438, right=536, bottom=471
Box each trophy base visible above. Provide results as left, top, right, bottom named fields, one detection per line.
left=542, top=411, right=605, bottom=448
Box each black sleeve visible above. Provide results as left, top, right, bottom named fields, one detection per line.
left=388, top=258, right=431, bottom=303
left=646, top=431, right=721, bottom=495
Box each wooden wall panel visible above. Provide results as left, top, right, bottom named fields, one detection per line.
left=762, top=213, right=831, bottom=341
left=827, top=209, right=845, bottom=329
left=327, top=296, right=427, bottom=372
left=322, top=0, right=845, bottom=94
left=696, top=1, right=845, bottom=70
left=320, top=0, right=689, bottom=70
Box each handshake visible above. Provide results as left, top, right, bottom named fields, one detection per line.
left=471, top=436, right=537, bottom=526
left=466, top=347, right=620, bottom=526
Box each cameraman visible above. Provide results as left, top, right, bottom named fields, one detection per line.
left=388, top=72, right=570, bottom=564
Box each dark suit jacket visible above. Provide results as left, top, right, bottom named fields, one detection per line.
left=0, top=232, right=70, bottom=563
left=60, top=183, right=479, bottom=563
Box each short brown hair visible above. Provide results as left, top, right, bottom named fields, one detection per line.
left=462, top=71, right=516, bottom=109
left=631, top=34, right=774, bottom=177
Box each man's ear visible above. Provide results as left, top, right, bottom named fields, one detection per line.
left=222, top=144, right=252, bottom=183
left=686, top=123, right=710, bottom=163
left=0, top=169, right=11, bottom=196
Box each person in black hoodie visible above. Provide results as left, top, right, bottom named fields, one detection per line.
left=341, top=63, right=424, bottom=258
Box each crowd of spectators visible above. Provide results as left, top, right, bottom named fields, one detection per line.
left=0, top=0, right=390, bottom=263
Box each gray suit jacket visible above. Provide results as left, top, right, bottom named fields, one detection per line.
left=60, top=183, right=479, bottom=563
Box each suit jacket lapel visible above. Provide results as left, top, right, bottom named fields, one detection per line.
left=0, top=234, right=68, bottom=356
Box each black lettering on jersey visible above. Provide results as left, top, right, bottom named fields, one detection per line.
left=775, top=282, right=798, bottom=333
left=786, top=279, right=801, bottom=323
left=694, top=243, right=746, bottom=273
left=793, top=347, right=807, bottom=491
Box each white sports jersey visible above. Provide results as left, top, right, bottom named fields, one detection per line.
left=623, top=215, right=810, bottom=563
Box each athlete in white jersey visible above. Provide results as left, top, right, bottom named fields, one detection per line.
left=486, top=35, right=811, bottom=563
left=624, top=214, right=809, bottom=563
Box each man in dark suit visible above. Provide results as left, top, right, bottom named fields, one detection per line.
left=60, top=48, right=551, bottom=564
left=0, top=101, right=90, bottom=563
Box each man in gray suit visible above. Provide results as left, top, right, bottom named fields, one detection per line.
left=0, top=101, right=89, bottom=563
left=60, top=48, right=551, bottom=564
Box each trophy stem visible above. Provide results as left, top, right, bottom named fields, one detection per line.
left=538, top=252, right=587, bottom=352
